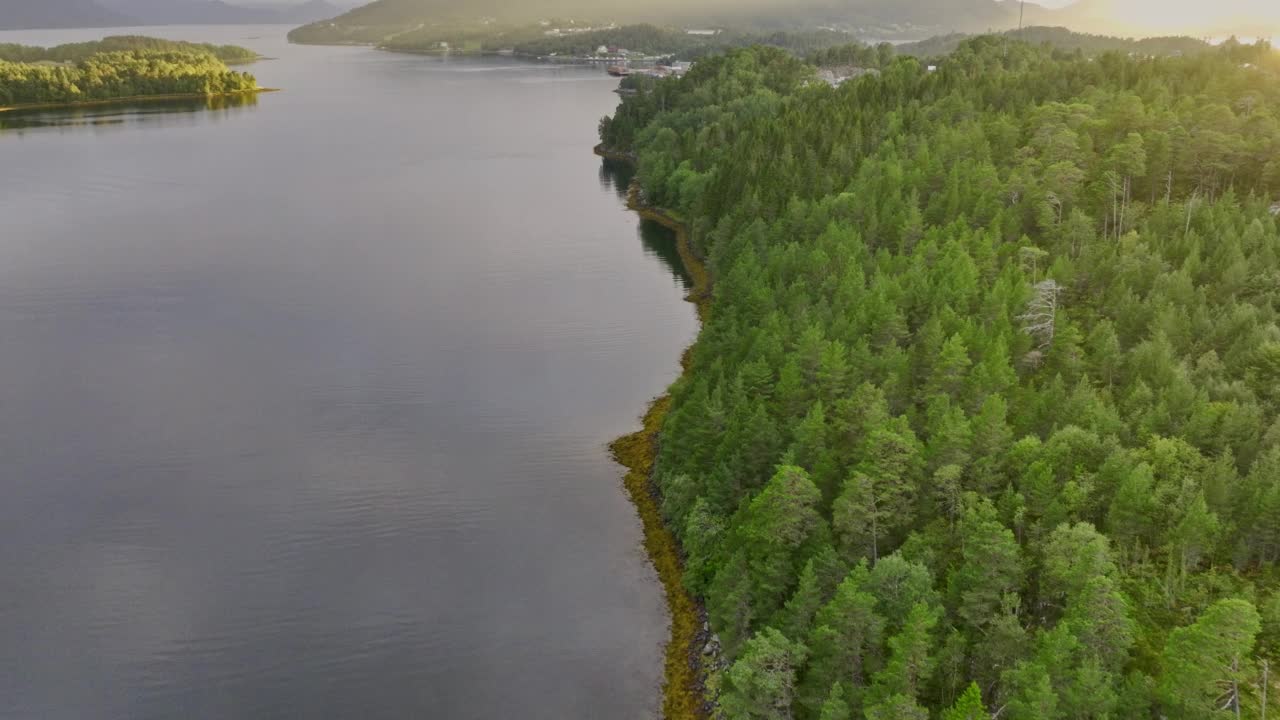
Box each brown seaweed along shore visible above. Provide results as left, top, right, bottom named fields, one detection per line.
left=598, top=144, right=718, bottom=720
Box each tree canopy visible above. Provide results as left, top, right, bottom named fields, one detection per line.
left=0, top=49, right=259, bottom=107
left=602, top=36, right=1280, bottom=719
left=0, top=36, right=260, bottom=65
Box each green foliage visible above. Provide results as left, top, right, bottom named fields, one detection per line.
left=897, top=26, right=1212, bottom=59
left=798, top=564, right=885, bottom=713
left=604, top=35, right=1280, bottom=720
left=0, top=36, right=260, bottom=64
left=941, top=683, right=987, bottom=720
left=707, top=466, right=827, bottom=647
left=816, top=682, right=850, bottom=720
left=0, top=49, right=258, bottom=106
left=1158, top=599, right=1262, bottom=718
left=721, top=628, right=808, bottom=720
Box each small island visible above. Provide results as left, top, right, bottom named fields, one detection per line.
left=0, top=37, right=265, bottom=112
left=0, top=36, right=264, bottom=65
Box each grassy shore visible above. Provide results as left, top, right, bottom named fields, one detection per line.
left=601, top=145, right=714, bottom=720
left=0, top=88, right=277, bottom=114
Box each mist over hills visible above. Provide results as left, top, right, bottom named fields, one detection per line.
left=295, top=0, right=1278, bottom=41
left=299, top=0, right=1047, bottom=36
left=98, top=0, right=341, bottom=25
left=0, top=0, right=137, bottom=29
left=3, top=0, right=1276, bottom=41
left=0, top=0, right=342, bottom=30
left=1063, top=0, right=1280, bottom=37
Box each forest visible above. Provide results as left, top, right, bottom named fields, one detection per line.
left=375, top=20, right=1208, bottom=68
left=0, top=49, right=259, bottom=107
left=371, top=22, right=859, bottom=60
left=370, top=20, right=1214, bottom=68
left=600, top=36, right=1280, bottom=719
left=893, top=27, right=1212, bottom=60
left=0, top=36, right=261, bottom=65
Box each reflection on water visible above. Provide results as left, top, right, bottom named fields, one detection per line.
left=598, top=157, right=634, bottom=200
left=599, top=158, right=694, bottom=290
left=0, top=26, right=701, bottom=720
left=0, top=93, right=258, bottom=132
left=639, top=219, right=693, bottom=289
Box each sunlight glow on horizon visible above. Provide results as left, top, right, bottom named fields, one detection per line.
left=1069, top=0, right=1280, bottom=35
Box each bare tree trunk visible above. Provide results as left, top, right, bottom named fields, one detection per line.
left=1123, top=175, right=1133, bottom=235
left=1263, top=659, right=1270, bottom=720
left=1019, top=280, right=1061, bottom=350
left=1232, top=656, right=1243, bottom=720
left=1111, top=173, right=1121, bottom=241
left=870, top=495, right=879, bottom=563
left=1185, top=190, right=1199, bottom=239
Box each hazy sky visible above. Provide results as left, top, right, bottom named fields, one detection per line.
left=188, top=0, right=1083, bottom=6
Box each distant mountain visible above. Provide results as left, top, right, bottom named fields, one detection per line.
left=0, top=0, right=340, bottom=29
left=745, top=0, right=1051, bottom=34
left=0, top=0, right=137, bottom=30
left=290, top=0, right=1280, bottom=46
left=100, top=0, right=267, bottom=24
left=276, top=0, right=342, bottom=24
left=289, top=0, right=1054, bottom=45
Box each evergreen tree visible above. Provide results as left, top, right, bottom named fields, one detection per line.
left=1158, top=599, right=1262, bottom=719
left=722, top=628, right=809, bottom=720
left=602, top=37, right=1280, bottom=720
left=941, top=683, right=987, bottom=720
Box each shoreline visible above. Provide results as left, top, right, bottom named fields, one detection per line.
left=0, top=88, right=278, bottom=114
left=599, top=145, right=715, bottom=720
left=378, top=46, right=587, bottom=64
left=296, top=40, right=639, bottom=69
left=593, top=142, right=637, bottom=166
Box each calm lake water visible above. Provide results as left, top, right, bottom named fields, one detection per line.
left=0, top=26, right=698, bottom=720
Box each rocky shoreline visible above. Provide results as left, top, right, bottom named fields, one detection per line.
left=597, top=145, right=726, bottom=720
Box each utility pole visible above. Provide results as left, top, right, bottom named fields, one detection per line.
left=1019, top=0, right=1026, bottom=31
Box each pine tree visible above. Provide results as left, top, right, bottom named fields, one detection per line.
left=799, top=566, right=886, bottom=714
left=948, top=496, right=1024, bottom=630
left=870, top=602, right=939, bottom=702
left=722, top=628, right=809, bottom=720
left=942, top=683, right=988, bottom=720
left=1158, top=599, right=1262, bottom=719
left=817, top=682, right=851, bottom=720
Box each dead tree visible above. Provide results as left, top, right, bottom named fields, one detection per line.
left=1019, top=279, right=1062, bottom=365
left=1263, top=659, right=1270, bottom=720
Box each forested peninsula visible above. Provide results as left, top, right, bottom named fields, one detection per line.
left=602, top=37, right=1280, bottom=719
left=0, top=41, right=262, bottom=111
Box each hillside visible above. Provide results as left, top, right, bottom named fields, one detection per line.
left=99, top=0, right=342, bottom=26
left=0, top=0, right=341, bottom=30
left=896, top=26, right=1213, bottom=59
left=288, top=0, right=1049, bottom=46
left=291, top=0, right=1280, bottom=46
left=601, top=37, right=1280, bottom=719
